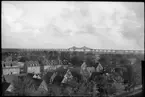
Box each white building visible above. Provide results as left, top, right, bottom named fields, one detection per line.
left=3, top=67, right=20, bottom=75
left=43, top=59, right=62, bottom=72
left=43, top=60, right=52, bottom=70
left=2, top=57, right=20, bottom=75
left=26, top=61, right=40, bottom=74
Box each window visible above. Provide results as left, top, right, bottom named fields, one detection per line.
left=3, top=64, right=5, bottom=67
left=11, top=64, right=12, bottom=67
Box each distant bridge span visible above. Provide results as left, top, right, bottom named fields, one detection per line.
left=2, top=48, right=144, bottom=55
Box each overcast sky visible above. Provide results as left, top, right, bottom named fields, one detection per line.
left=2, top=1, right=144, bottom=50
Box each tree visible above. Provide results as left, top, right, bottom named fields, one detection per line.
left=60, top=52, right=71, bottom=63
left=19, top=56, right=30, bottom=62
left=70, top=55, right=81, bottom=66
left=47, top=51, right=59, bottom=60
left=85, top=52, right=96, bottom=67
left=99, top=54, right=112, bottom=68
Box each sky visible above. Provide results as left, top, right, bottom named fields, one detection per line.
left=2, top=1, right=144, bottom=50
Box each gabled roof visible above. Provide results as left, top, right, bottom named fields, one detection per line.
left=2, top=82, right=10, bottom=93
left=37, top=80, right=48, bottom=91
left=6, top=84, right=14, bottom=92
left=96, top=63, right=103, bottom=72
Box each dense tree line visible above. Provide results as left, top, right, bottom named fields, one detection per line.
left=3, top=51, right=143, bottom=67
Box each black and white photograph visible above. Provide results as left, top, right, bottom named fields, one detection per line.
left=2, top=1, right=144, bottom=96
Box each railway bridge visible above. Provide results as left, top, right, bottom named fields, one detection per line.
left=2, top=46, right=144, bottom=55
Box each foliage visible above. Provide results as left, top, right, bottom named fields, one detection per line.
left=85, top=52, right=96, bottom=67
left=77, top=83, right=87, bottom=95
left=60, top=52, right=71, bottom=62
left=19, top=56, right=30, bottom=62
left=51, top=85, right=61, bottom=96
left=112, top=82, right=125, bottom=94
left=99, top=54, right=112, bottom=68
left=70, top=55, right=82, bottom=66
left=47, top=51, right=59, bottom=60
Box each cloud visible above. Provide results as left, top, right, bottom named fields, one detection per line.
left=2, top=2, right=24, bottom=33
left=2, top=1, right=144, bottom=50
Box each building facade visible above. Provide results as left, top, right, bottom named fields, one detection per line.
left=3, top=67, right=20, bottom=75
left=25, top=61, right=40, bottom=74
left=2, top=57, right=20, bottom=75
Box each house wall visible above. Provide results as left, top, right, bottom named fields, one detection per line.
left=44, top=65, right=57, bottom=71
left=27, top=66, right=40, bottom=74
left=3, top=68, right=20, bottom=75
left=44, top=65, right=51, bottom=70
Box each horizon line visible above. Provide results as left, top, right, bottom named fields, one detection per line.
left=2, top=47, right=144, bottom=51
